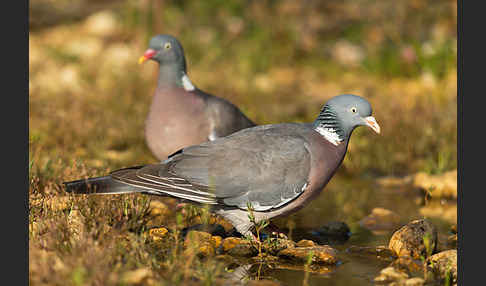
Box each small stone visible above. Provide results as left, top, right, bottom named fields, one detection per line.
left=184, top=230, right=212, bottom=246
left=376, top=175, right=413, bottom=188
left=148, top=200, right=170, bottom=217
left=222, top=237, right=243, bottom=252
left=390, top=255, right=424, bottom=274
left=222, top=237, right=257, bottom=257
left=332, top=40, right=365, bottom=67
left=262, top=237, right=295, bottom=255
left=315, top=221, right=350, bottom=237
left=190, top=215, right=235, bottom=234
left=388, top=219, right=438, bottom=259
left=404, top=277, right=425, bottom=286
left=246, top=279, right=282, bottom=286
left=277, top=245, right=338, bottom=265
left=148, top=227, right=169, bottom=242
left=419, top=202, right=457, bottom=225
left=146, top=201, right=172, bottom=228
left=359, top=207, right=401, bottom=232
left=447, top=234, right=457, bottom=249
left=374, top=267, right=409, bottom=283
left=121, top=268, right=152, bottom=285
left=425, top=249, right=457, bottom=285
left=197, top=244, right=215, bottom=257
left=83, top=10, right=120, bottom=37
left=310, top=221, right=351, bottom=244
left=183, top=230, right=217, bottom=257
left=413, top=170, right=457, bottom=198
left=296, top=239, right=316, bottom=248
left=211, top=235, right=222, bottom=249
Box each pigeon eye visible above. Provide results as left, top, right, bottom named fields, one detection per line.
left=350, top=107, right=357, bottom=113
left=164, top=42, right=171, bottom=50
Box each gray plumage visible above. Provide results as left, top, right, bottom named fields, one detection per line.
left=64, top=94, right=380, bottom=236
left=140, top=34, right=255, bottom=160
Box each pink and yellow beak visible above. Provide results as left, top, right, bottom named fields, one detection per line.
left=364, top=116, right=381, bottom=134
left=138, top=49, right=157, bottom=64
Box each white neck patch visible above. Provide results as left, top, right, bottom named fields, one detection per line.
left=314, top=125, right=343, bottom=146
left=181, top=74, right=195, bottom=91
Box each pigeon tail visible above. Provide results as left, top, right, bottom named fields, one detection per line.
left=64, top=176, right=140, bottom=195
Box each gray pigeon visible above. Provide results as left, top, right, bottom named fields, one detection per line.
left=139, top=34, right=255, bottom=160
left=64, top=94, right=380, bottom=237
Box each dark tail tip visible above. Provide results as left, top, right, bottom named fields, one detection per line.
left=63, top=176, right=113, bottom=194
left=63, top=175, right=139, bottom=195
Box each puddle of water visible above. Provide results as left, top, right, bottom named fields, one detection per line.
left=226, top=173, right=456, bottom=285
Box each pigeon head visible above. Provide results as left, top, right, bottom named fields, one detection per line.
left=313, top=94, right=380, bottom=145
left=139, top=34, right=187, bottom=69
left=139, top=35, right=196, bottom=90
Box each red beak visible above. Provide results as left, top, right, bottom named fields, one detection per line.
left=138, top=49, right=157, bottom=64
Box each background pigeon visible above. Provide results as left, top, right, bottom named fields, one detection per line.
left=139, top=34, right=256, bottom=161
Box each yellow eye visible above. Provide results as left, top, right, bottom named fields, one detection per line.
left=351, top=107, right=357, bottom=113
left=164, top=42, right=171, bottom=50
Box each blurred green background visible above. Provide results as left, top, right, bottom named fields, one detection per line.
left=29, top=0, right=457, bottom=178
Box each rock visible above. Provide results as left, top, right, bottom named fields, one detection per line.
left=376, top=175, right=414, bottom=188
left=313, top=221, right=350, bottom=237
left=404, top=277, right=426, bottom=286
left=148, top=200, right=170, bottom=217
left=277, top=245, right=338, bottom=265
left=447, top=234, right=457, bottom=249
left=246, top=279, right=282, bottom=286
left=418, top=201, right=457, bottom=225
left=196, top=244, right=215, bottom=257
left=121, top=268, right=152, bottom=285
left=296, top=239, right=316, bottom=248
left=425, top=249, right=457, bottom=285
left=310, top=221, right=351, bottom=244
left=388, top=219, right=438, bottom=259
left=413, top=170, right=457, bottom=198
left=390, top=255, right=424, bottom=275
left=374, top=266, right=409, bottom=283
left=212, top=235, right=223, bottom=249
left=146, top=201, right=171, bottom=228
left=148, top=227, right=170, bottom=242
left=83, top=10, right=120, bottom=37
left=184, top=230, right=218, bottom=257
left=332, top=40, right=365, bottom=67
left=184, top=230, right=212, bottom=245
left=359, top=207, right=401, bottom=233
left=221, top=237, right=258, bottom=257
left=190, top=215, right=235, bottom=234
left=181, top=223, right=228, bottom=238
left=262, top=236, right=295, bottom=256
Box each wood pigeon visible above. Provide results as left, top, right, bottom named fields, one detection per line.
left=139, top=34, right=255, bottom=161
left=64, top=94, right=380, bottom=237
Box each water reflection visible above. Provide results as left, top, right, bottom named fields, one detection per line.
left=216, top=174, right=456, bottom=285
